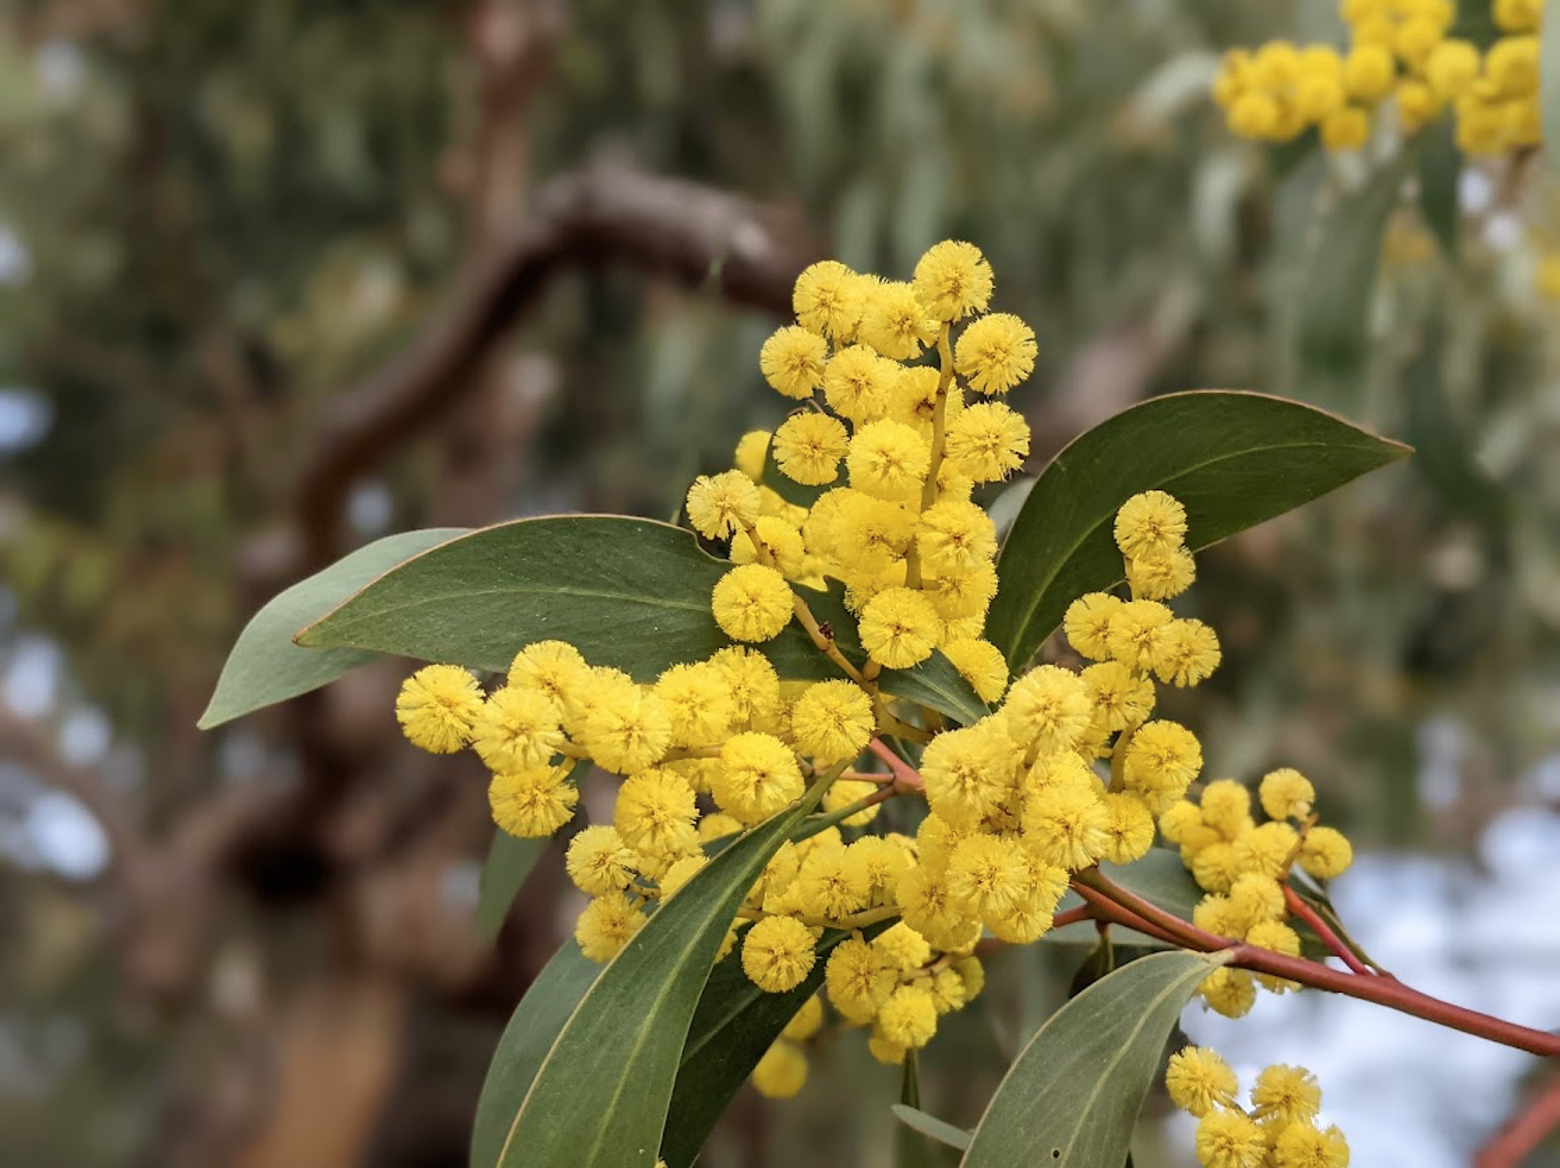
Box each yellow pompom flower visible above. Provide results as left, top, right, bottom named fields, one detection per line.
left=1342, top=44, right=1395, bottom=101
left=874, top=921, right=932, bottom=971
left=876, top=984, right=939, bottom=1049
left=614, top=768, right=699, bottom=859
left=1165, top=1046, right=1239, bottom=1117
left=1299, top=825, right=1353, bottom=879
left=575, top=893, right=644, bottom=962
left=1113, top=489, right=1187, bottom=558
left=730, top=514, right=806, bottom=578
left=1005, top=664, right=1094, bottom=754
left=1100, top=792, right=1156, bottom=864
left=1252, top=40, right=1302, bottom=88
left=711, top=646, right=782, bottom=729
left=742, top=915, right=819, bottom=992
left=712, top=563, right=794, bottom=643
left=790, top=679, right=875, bottom=763
left=1200, top=779, right=1252, bottom=839
left=734, top=429, right=770, bottom=481
left=917, top=498, right=997, bottom=575
left=1106, top=599, right=1175, bottom=672
left=1159, top=799, right=1204, bottom=844
left=1023, top=778, right=1111, bottom=870
left=1228, top=91, right=1281, bottom=138
left=946, top=834, right=1030, bottom=923
left=1232, top=821, right=1299, bottom=880
left=506, top=640, right=591, bottom=716
left=793, top=259, right=864, bottom=340
left=1123, top=719, right=1204, bottom=807
left=714, top=731, right=805, bottom=824
left=1191, top=841, right=1240, bottom=894
left=912, top=240, right=994, bottom=321
left=760, top=325, right=828, bottom=399
left=825, top=937, right=896, bottom=1022
left=1154, top=619, right=1222, bottom=687
left=1320, top=105, right=1371, bottom=152
left=655, top=661, right=734, bottom=747
left=822, top=778, right=883, bottom=827
left=687, top=470, right=763, bottom=540
left=1227, top=873, right=1285, bottom=932
left=1494, top=0, right=1542, bottom=32
left=1487, top=35, right=1540, bottom=98
left=565, top=825, right=637, bottom=895
left=751, top=1039, right=809, bottom=1098
left=1082, top=660, right=1156, bottom=731
left=395, top=664, right=484, bottom=754
left=1425, top=38, right=1481, bottom=100
left=859, top=586, right=941, bottom=668
left=941, top=637, right=1009, bottom=702
left=472, top=686, right=564, bottom=773
left=1259, top=767, right=1315, bottom=820
left=954, top=312, right=1037, bottom=395
left=1195, top=1108, right=1267, bottom=1168
left=1127, top=546, right=1197, bottom=601
left=944, top=401, right=1031, bottom=482
left=1295, top=66, right=1345, bottom=121
left=929, top=967, right=969, bottom=1014
left=1200, top=966, right=1258, bottom=1019
left=1272, top=1123, right=1351, bottom=1168
left=858, top=280, right=939, bottom=360
left=823, top=344, right=896, bottom=424
left=581, top=676, right=673, bottom=774
left=797, top=840, right=873, bottom=920
left=490, top=764, right=579, bottom=838
left=1246, top=920, right=1302, bottom=991
left=1064, top=592, right=1124, bottom=661
left=1252, top=1064, right=1322, bottom=1126
left=920, top=725, right=1016, bottom=828
left=772, top=413, right=849, bottom=486
left=867, top=1033, right=907, bottom=1066
left=923, top=562, right=999, bottom=622
left=782, top=995, right=825, bottom=1041
left=847, top=419, right=932, bottom=502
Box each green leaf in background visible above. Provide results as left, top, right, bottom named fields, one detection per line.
left=468, top=940, right=602, bottom=1168
left=959, top=951, right=1228, bottom=1168
left=474, top=832, right=549, bottom=942
left=198, top=528, right=466, bottom=728
left=1294, top=156, right=1408, bottom=377
left=298, top=515, right=987, bottom=726
left=1541, top=0, right=1560, bottom=183
left=484, top=778, right=830, bottom=1168
left=661, top=921, right=892, bottom=1168
left=1416, top=120, right=1461, bottom=258
left=893, top=1104, right=973, bottom=1152
left=986, top=391, right=1410, bottom=671
left=1067, top=932, right=1116, bottom=999
left=1051, top=851, right=1200, bottom=949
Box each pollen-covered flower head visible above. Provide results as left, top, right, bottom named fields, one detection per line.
left=1114, top=489, right=1188, bottom=558
left=472, top=686, right=564, bottom=773
left=916, top=497, right=997, bottom=576
left=946, top=833, right=1030, bottom=923
left=859, top=586, right=941, bottom=669
left=771, top=412, right=848, bottom=486
left=613, top=768, right=698, bottom=859
left=686, top=470, right=762, bottom=540
left=793, top=259, right=865, bottom=341
left=710, top=646, right=782, bottom=730
left=954, top=312, right=1037, bottom=395
left=1251, top=1064, right=1322, bottom=1126
left=565, top=824, right=637, bottom=896
left=1106, top=599, right=1175, bottom=673
left=714, top=731, right=805, bottom=824
left=1123, top=719, right=1204, bottom=808
left=941, top=637, right=1009, bottom=703
left=1195, top=1107, right=1267, bottom=1168
left=1022, top=774, right=1110, bottom=870
left=574, top=893, right=644, bottom=962
left=1004, top=664, right=1094, bottom=755
left=506, top=641, right=591, bottom=716
left=712, top=563, right=794, bottom=643
left=944, top=401, right=1030, bottom=482
left=1260, top=767, right=1316, bottom=821
left=912, top=240, right=994, bottom=322
left=396, top=664, right=484, bottom=754
left=1164, top=1045, right=1239, bottom=1117
left=1154, top=618, right=1222, bottom=687
left=760, top=325, right=828, bottom=399
left=857, top=280, right=939, bottom=360
left=790, top=679, right=875, bottom=763
left=875, top=984, right=939, bottom=1049
left=823, top=344, right=896, bottom=424
left=654, top=661, right=734, bottom=746
left=1299, top=825, right=1353, bottom=879
left=1100, top=791, right=1156, bottom=864
left=1127, top=546, right=1197, bottom=601
left=489, top=764, right=578, bottom=838
left=581, top=675, right=673, bottom=774
left=1272, top=1122, right=1350, bottom=1168
left=741, top=915, right=819, bottom=992
left=1064, top=592, right=1124, bottom=662
left=1082, top=660, right=1155, bottom=731
left=846, top=419, right=932, bottom=502
left=825, top=936, right=895, bottom=1022
left=751, top=1039, right=809, bottom=1099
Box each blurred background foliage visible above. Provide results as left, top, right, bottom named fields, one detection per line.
left=0, top=0, right=1557, bottom=1166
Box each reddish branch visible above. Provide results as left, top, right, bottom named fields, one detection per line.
left=293, top=161, right=824, bottom=565
left=1477, top=1073, right=1560, bottom=1168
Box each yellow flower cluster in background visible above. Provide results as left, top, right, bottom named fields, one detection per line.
left=1213, top=0, right=1542, bottom=155
left=1167, top=1048, right=1350, bottom=1168
left=387, top=244, right=1359, bottom=1112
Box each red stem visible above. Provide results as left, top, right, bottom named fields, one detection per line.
left=1075, top=870, right=1560, bottom=1060
left=867, top=738, right=925, bottom=792
left=1284, top=884, right=1375, bottom=977
left=1476, top=1073, right=1560, bottom=1168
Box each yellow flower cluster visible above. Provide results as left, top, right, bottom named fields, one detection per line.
left=699, top=240, right=1032, bottom=686
left=1213, top=0, right=1542, bottom=155
left=1166, top=1047, right=1350, bottom=1168
left=1159, top=766, right=1354, bottom=1017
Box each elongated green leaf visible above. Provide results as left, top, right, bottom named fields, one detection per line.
left=894, top=1104, right=973, bottom=1152
left=469, top=941, right=602, bottom=1168
left=475, top=833, right=549, bottom=942
left=1416, top=121, right=1460, bottom=258
left=660, top=921, right=892, bottom=1168
left=198, top=528, right=465, bottom=728
left=489, top=779, right=830, bottom=1168
left=987, top=391, right=1409, bottom=670
left=960, top=951, right=1229, bottom=1168
left=298, top=515, right=986, bottom=725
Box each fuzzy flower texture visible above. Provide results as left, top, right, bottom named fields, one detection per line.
left=1214, top=0, right=1541, bottom=155
left=390, top=244, right=1355, bottom=1132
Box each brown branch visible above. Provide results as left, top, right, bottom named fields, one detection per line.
left=293, top=161, right=824, bottom=565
